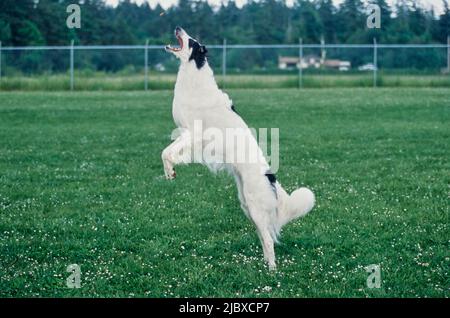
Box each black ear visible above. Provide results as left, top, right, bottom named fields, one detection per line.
left=189, top=42, right=208, bottom=69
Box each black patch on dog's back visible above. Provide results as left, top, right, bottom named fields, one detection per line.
left=265, top=172, right=277, bottom=198
left=189, top=38, right=208, bottom=69
left=265, top=173, right=277, bottom=184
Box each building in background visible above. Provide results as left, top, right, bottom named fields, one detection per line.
left=278, top=55, right=351, bottom=71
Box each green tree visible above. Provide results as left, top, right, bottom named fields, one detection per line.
left=336, top=0, right=365, bottom=43
left=0, top=18, right=12, bottom=44
left=316, top=0, right=337, bottom=43
left=437, top=0, right=450, bottom=42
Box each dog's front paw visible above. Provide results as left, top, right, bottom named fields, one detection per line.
left=165, top=169, right=176, bottom=180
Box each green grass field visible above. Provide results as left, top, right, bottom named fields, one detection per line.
left=0, top=88, right=448, bottom=297
left=1, top=73, right=450, bottom=90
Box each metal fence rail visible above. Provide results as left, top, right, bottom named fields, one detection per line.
left=0, top=40, right=449, bottom=90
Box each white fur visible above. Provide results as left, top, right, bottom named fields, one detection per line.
left=162, top=28, right=315, bottom=270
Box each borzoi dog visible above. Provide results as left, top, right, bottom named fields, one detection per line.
left=163, top=27, right=314, bottom=270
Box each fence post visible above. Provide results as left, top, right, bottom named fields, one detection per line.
left=222, top=38, right=227, bottom=87
left=298, top=38, right=303, bottom=89
left=447, top=35, right=450, bottom=73
left=373, top=37, right=377, bottom=88
left=70, top=40, right=74, bottom=91
left=145, top=39, right=149, bottom=91
left=0, top=41, right=2, bottom=85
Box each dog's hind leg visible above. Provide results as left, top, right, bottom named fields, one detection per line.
left=256, top=224, right=276, bottom=271
left=233, top=170, right=249, bottom=216
left=241, top=174, right=278, bottom=270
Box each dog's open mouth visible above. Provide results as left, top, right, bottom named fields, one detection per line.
left=166, top=32, right=183, bottom=52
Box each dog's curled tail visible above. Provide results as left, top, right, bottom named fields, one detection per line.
left=276, top=185, right=315, bottom=230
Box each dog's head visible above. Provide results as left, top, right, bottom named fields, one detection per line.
left=165, top=27, right=208, bottom=69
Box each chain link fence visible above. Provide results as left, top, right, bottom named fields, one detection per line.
left=0, top=39, right=449, bottom=90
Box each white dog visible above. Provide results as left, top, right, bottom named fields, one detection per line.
left=163, top=27, right=315, bottom=270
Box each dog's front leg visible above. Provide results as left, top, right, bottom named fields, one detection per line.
left=161, top=133, right=192, bottom=180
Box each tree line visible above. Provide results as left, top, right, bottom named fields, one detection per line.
left=0, top=0, right=449, bottom=73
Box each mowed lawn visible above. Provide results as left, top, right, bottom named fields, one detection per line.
left=0, top=88, right=448, bottom=297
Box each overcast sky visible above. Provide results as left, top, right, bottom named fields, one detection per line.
left=104, top=0, right=445, bottom=15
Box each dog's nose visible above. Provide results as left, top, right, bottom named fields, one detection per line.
left=175, top=26, right=182, bottom=34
